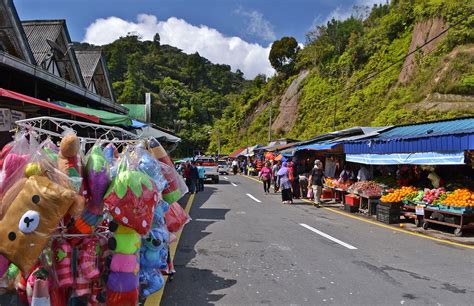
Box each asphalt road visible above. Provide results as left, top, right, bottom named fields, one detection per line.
left=161, top=175, right=474, bottom=306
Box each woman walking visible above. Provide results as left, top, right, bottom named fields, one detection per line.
left=277, top=162, right=293, bottom=204
left=259, top=162, right=272, bottom=194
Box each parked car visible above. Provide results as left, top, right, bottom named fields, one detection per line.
left=195, top=157, right=220, bottom=183
left=218, top=160, right=230, bottom=175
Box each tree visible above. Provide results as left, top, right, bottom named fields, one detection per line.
left=269, top=37, right=300, bottom=74
left=153, top=33, right=160, bottom=46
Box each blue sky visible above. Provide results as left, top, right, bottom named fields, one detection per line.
left=14, top=0, right=384, bottom=78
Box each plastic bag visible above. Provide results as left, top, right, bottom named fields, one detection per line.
left=136, top=148, right=168, bottom=194
left=164, top=202, right=190, bottom=233
left=0, top=132, right=31, bottom=196
left=103, top=143, right=119, bottom=178
left=103, top=150, right=158, bottom=235
left=307, top=188, right=314, bottom=199
left=148, top=139, right=188, bottom=203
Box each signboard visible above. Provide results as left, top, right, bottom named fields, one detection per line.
left=0, top=109, right=26, bottom=131
left=415, top=205, right=425, bottom=216
left=0, top=109, right=11, bottom=132
left=10, top=110, right=26, bottom=123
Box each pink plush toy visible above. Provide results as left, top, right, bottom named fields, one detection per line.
left=52, top=240, right=73, bottom=288
left=79, top=237, right=100, bottom=280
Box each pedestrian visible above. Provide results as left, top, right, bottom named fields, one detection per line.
left=189, top=161, right=199, bottom=194
left=291, top=160, right=301, bottom=199
left=183, top=162, right=192, bottom=192
left=272, top=161, right=280, bottom=193
left=242, top=159, right=248, bottom=175
left=197, top=165, right=206, bottom=192
left=299, top=173, right=308, bottom=198
left=277, top=162, right=293, bottom=204
left=259, top=162, right=272, bottom=194
left=309, top=160, right=325, bottom=207
left=357, top=165, right=370, bottom=181
left=232, top=159, right=239, bottom=175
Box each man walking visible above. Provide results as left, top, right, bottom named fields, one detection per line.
left=309, top=160, right=325, bottom=208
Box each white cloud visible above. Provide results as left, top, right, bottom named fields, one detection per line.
left=234, top=8, right=276, bottom=41
left=83, top=14, right=275, bottom=79
left=323, top=0, right=387, bottom=24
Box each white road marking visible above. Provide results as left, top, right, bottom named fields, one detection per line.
left=231, top=182, right=238, bottom=187
left=246, top=193, right=262, bottom=203
left=299, top=223, right=357, bottom=250
left=223, top=176, right=229, bottom=180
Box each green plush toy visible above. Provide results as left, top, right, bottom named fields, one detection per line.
left=108, top=222, right=141, bottom=255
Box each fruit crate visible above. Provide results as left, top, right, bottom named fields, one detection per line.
left=344, top=203, right=358, bottom=213
left=377, top=210, right=400, bottom=224
left=321, top=188, right=335, bottom=200
left=438, top=205, right=474, bottom=214
left=345, top=194, right=360, bottom=207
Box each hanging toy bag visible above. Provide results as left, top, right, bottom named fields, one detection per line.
left=164, top=202, right=190, bottom=233
left=0, top=137, right=85, bottom=273
left=148, top=138, right=188, bottom=203
left=103, top=148, right=158, bottom=236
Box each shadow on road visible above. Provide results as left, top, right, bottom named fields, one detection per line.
left=162, top=186, right=236, bottom=305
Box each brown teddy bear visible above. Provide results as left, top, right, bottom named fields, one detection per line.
left=0, top=175, right=83, bottom=273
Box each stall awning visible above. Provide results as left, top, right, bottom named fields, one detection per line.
left=346, top=152, right=465, bottom=165
left=138, top=126, right=181, bottom=143
left=229, top=148, right=245, bottom=159
left=0, top=88, right=100, bottom=123
left=296, top=142, right=340, bottom=151
left=55, top=101, right=132, bottom=126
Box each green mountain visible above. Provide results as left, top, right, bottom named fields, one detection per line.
left=86, top=35, right=248, bottom=155
left=210, top=0, right=474, bottom=154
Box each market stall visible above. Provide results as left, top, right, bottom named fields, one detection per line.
left=343, top=117, right=474, bottom=235
left=0, top=117, right=190, bottom=305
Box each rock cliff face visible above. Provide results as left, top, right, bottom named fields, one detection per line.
left=399, top=17, right=447, bottom=84
left=271, top=70, right=309, bottom=133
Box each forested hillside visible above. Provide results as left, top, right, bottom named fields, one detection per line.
left=84, top=35, right=248, bottom=155
left=210, top=0, right=474, bottom=154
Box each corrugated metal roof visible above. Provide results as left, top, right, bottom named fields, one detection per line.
left=21, top=20, right=63, bottom=65
left=377, top=117, right=474, bottom=139
left=74, top=50, right=101, bottom=87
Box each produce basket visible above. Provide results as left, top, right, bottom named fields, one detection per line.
left=345, top=194, right=360, bottom=207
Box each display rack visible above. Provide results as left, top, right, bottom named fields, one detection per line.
left=15, top=116, right=140, bottom=144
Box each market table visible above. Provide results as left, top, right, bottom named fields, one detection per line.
left=334, top=188, right=348, bottom=204
left=422, top=207, right=474, bottom=237
left=401, top=204, right=423, bottom=227
left=358, top=194, right=380, bottom=215
left=322, top=186, right=337, bottom=202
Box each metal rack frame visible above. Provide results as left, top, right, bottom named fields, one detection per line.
left=15, top=116, right=140, bottom=144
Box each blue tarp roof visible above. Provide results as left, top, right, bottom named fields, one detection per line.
left=296, top=142, right=340, bottom=151
left=346, top=152, right=465, bottom=165
left=376, top=117, right=474, bottom=139
left=344, top=117, right=474, bottom=154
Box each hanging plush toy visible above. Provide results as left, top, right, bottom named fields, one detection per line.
left=0, top=175, right=84, bottom=273
left=103, top=169, right=158, bottom=235
left=148, top=139, right=187, bottom=203
left=71, top=145, right=111, bottom=234
left=58, top=132, right=85, bottom=197
left=85, top=145, right=110, bottom=215
left=106, top=221, right=140, bottom=306
left=138, top=150, right=168, bottom=194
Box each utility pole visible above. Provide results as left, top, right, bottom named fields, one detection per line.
left=268, top=100, right=272, bottom=143
left=217, top=128, right=221, bottom=157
